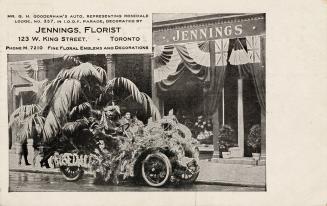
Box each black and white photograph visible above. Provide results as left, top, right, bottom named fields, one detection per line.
left=7, top=13, right=266, bottom=192
left=2, top=0, right=327, bottom=204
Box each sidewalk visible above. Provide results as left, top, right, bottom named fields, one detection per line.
left=197, top=160, right=266, bottom=187
left=9, top=152, right=266, bottom=188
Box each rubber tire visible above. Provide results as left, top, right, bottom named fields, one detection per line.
left=141, top=152, right=172, bottom=187
left=60, top=166, right=84, bottom=182
left=179, top=170, right=200, bottom=184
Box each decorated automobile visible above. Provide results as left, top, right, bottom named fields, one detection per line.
left=9, top=56, right=199, bottom=187
left=49, top=114, right=199, bottom=187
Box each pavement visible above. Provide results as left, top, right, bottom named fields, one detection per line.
left=9, top=151, right=266, bottom=188
left=10, top=171, right=265, bottom=192
left=197, top=160, right=266, bottom=187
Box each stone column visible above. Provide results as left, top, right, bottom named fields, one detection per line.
left=237, top=78, right=245, bottom=157
left=37, top=59, right=47, bottom=80
left=105, top=54, right=116, bottom=80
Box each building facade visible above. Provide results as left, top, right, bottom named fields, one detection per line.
left=151, top=13, right=266, bottom=159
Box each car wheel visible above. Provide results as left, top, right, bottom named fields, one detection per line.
left=60, top=166, right=84, bottom=181
left=141, top=152, right=172, bottom=187
left=175, top=161, right=200, bottom=184
left=178, top=169, right=200, bottom=184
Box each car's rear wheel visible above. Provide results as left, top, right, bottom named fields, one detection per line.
left=141, top=152, right=172, bottom=187
left=60, top=166, right=84, bottom=181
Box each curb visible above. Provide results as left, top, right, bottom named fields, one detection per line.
left=195, top=180, right=266, bottom=188
left=10, top=168, right=61, bottom=175
left=10, top=168, right=266, bottom=188
left=10, top=168, right=95, bottom=176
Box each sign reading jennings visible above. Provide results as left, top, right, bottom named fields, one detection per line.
left=4, top=14, right=152, bottom=54
left=153, top=16, right=265, bottom=45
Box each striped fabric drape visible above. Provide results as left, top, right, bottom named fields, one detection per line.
left=154, top=35, right=263, bottom=111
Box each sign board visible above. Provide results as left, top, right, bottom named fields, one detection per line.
left=153, top=17, right=265, bottom=45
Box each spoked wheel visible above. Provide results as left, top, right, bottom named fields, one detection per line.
left=141, top=152, right=172, bottom=187
left=177, top=169, right=200, bottom=184
left=60, top=166, right=84, bottom=181
left=176, top=161, right=200, bottom=184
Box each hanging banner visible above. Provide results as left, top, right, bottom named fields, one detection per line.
left=215, top=39, right=229, bottom=66
left=246, top=35, right=261, bottom=63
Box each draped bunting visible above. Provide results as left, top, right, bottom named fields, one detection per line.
left=173, top=44, right=208, bottom=79
left=154, top=35, right=264, bottom=114
left=153, top=36, right=261, bottom=72
left=154, top=45, right=181, bottom=83
left=185, top=42, right=210, bottom=67
left=157, top=63, right=206, bottom=92
left=156, top=44, right=208, bottom=92
left=9, top=60, right=39, bottom=81
left=229, top=38, right=251, bottom=66
left=154, top=40, right=231, bottom=83
left=227, top=36, right=261, bottom=65
left=9, top=60, right=47, bottom=97
left=228, top=38, right=252, bottom=79
left=154, top=41, right=212, bottom=83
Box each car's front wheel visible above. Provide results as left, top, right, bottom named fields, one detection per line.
left=141, top=152, right=172, bottom=187
left=60, top=166, right=84, bottom=181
